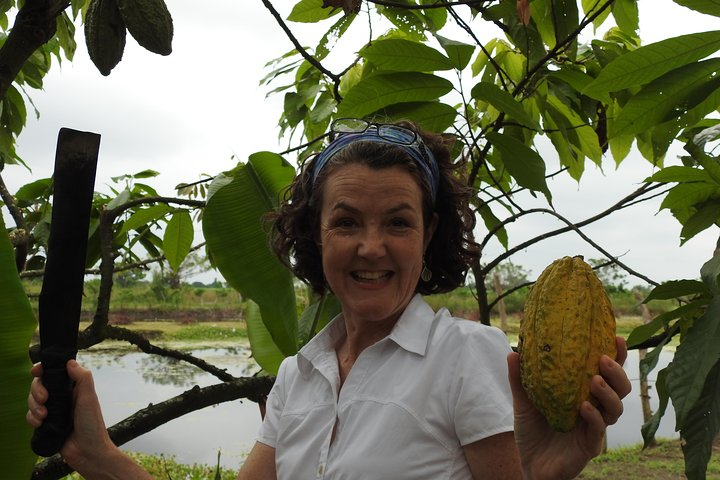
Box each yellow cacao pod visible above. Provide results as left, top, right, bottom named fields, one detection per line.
left=85, top=0, right=127, bottom=76
left=518, top=255, right=617, bottom=432
left=116, top=0, right=173, bottom=56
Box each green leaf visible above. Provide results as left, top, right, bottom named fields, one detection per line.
left=627, top=299, right=708, bottom=347
left=701, top=254, right=720, bottom=294
left=666, top=296, right=720, bottom=427
left=612, top=0, right=639, bottom=34
left=360, top=38, right=455, bottom=72
left=287, top=0, right=339, bottom=22
left=131, top=169, right=160, bottom=179
left=680, top=359, right=720, bottom=480
left=661, top=182, right=720, bottom=214
left=14, top=178, right=51, bottom=204
left=163, top=210, right=194, bottom=272
left=336, top=72, right=453, bottom=119
left=486, top=132, right=551, bottom=203
left=583, top=30, right=720, bottom=97
left=245, top=300, right=285, bottom=375
left=470, top=82, right=541, bottom=131
left=0, top=215, right=37, bottom=479
left=203, top=152, right=298, bottom=356
left=435, top=35, right=475, bottom=70
left=121, top=204, right=172, bottom=234
left=673, top=0, right=720, bottom=17
left=552, top=0, right=579, bottom=59
left=298, top=294, right=341, bottom=346
left=375, top=101, right=457, bottom=133
left=680, top=199, right=720, bottom=244
left=609, top=59, right=720, bottom=138
left=478, top=203, right=508, bottom=249
left=646, top=166, right=712, bottom=183
left=643, top=279, right=710, bottom=302
left=642, top=366, right=670, bottom=447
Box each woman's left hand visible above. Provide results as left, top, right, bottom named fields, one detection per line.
left=507, top=336, right=632, bottom=480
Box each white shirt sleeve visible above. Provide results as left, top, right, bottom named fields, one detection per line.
left=450, top=325, right=515, bottom=446
left=257, top=356, right=291, bottom=448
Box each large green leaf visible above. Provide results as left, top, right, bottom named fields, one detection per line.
left=665, top=296, right=720, bottom=427
left=162, top=210, right=194, bottom=272
left=373, top=101, right=457, bottom=133
left=287, top=0, right=339, bottom=22
left=298, top=294, right=341, bottom=347
left=680, top=199, right=720, bottom=244
left=609, top=59, right=720, bottom=138
left=612, top=0, right=639, bottom=34
left=203, top=152, right=298, bottom=356
left=486, top=132, right=552, bottom=203
left=680, top=359, right=720, bottom=480
left=121, top=204, right=172, bottom=234
left=471, top=81, right=541, bottom=131
left=360, top=38, right=455, bottom=72
left=245, top=300, right=285, bottom=375
left=0, top=215, right=38, bottom=478
left=435, top=35, right=475, bottom=70
left=552, top=0, right=579, bottom=59
left=673, top=0, right=720, bottom=17
left=642, top=366, right=670, bottom=446
left=336, top=72, right=453, bottom=119
left=583, top=30, right=720, bottom=97
left=660, top=182, right=720, bottom=211
left=646, top=166, right=712, bottom=183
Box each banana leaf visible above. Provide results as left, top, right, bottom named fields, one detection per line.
left=0, top=215, right=39, bottom=477
left=203, top=151, right=298, bottom=357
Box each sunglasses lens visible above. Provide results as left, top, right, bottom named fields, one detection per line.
left=377, top=124, right=416, bottom=145
left=333, top=118, right=370, bottom=134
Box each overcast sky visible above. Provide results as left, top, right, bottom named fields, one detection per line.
left=3, top=0, right=718, bottom=286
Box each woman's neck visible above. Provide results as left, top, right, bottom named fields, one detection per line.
left=335, top=313, right=398, bottom=384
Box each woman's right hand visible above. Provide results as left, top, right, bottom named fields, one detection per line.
left=27, top=360, right=150, bottom=479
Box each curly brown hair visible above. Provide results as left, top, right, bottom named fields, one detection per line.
left=268, top=120, right=479, bottom=296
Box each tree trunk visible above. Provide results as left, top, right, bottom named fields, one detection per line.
left=493, top=273, right=508, bottom=333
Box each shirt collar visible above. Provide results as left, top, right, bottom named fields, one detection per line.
left=297, top=294, right=436, bottom=376
left=387, top=293, right=435, bottom=356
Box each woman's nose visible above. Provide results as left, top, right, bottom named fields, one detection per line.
left=357, top=227, right=386, bottom=258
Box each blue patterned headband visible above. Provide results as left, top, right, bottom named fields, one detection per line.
left=310, top=120, right=440, bottom=204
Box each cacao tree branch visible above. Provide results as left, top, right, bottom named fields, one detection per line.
left=106, top=196, right=205, bottom=219
left=0, top=171, right=29, bottom=270
left=99, top=324, right=239, bottom=382
left=31, top=375, right=275, bottom=480
left=260, top=0, right=344, bottom=101
left=0, top=0, right=68, bottom=99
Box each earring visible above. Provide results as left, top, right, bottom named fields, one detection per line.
left=421, top=260, right=432, bottom=282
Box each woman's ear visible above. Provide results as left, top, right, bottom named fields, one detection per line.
left=424, top=213, right=439, bottom=251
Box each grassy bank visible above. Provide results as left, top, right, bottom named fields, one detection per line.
left=54, top=439, right=717, bottom=479
left=580, top=438, right=720, bottom=479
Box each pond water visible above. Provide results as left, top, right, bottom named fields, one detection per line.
left=78, top=345, right=677, bottom=471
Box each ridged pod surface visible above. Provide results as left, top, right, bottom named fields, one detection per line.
left=116, top=0, right=173, bottom=56
left=518, top=256, right=617, bottom=432
left=85, top=0, right=127, bottom=76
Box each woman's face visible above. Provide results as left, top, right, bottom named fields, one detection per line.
left=318, top=163, right=437, bottom=326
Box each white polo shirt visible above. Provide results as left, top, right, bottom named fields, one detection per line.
left=257, top=294, right=514, bottom=479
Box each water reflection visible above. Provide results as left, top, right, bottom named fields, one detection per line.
left=78, top=347, right=677, bottom=469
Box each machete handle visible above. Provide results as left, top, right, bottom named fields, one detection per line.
left=31, top=347, right=76, bottom=457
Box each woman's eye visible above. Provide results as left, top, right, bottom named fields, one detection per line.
left=335, top=218, right=356, bottom=228
left=390, top=218, right=410, bottom=228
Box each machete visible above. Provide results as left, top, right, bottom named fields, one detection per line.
left=31, top=128, right=100, bottom=457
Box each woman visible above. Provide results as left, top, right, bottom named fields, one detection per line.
left=28, top=118, right=631, bottom=479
